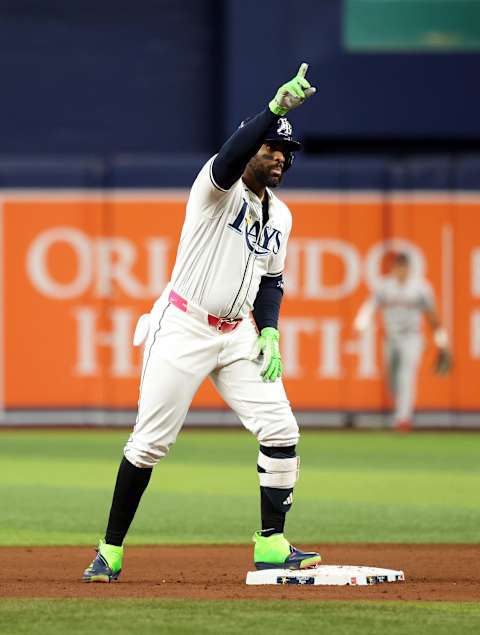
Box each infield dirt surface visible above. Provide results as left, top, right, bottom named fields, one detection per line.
left=2, top=544, right=479, bottom=601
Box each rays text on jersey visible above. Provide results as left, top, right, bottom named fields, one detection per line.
left=228, top=200, right=282, bottom=256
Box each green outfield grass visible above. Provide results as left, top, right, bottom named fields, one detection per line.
left=1, top=429, right=479, bottom=545
left=1, top=599, right=479, bottom=635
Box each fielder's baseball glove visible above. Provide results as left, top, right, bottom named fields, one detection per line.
left=434, top=348, right=453, bottom=375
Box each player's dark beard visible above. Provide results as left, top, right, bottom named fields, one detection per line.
left=250, top=158, right=283, bottom=188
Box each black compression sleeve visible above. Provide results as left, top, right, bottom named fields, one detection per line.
left=253, top=275, right=284, bottom=331
left=211, top=108, right=279, bottom=191
left=105, top=456, right=152, bottom=547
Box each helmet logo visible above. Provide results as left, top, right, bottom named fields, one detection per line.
left=277, top=118, right=292, bottom=138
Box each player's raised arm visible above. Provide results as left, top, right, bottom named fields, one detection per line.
left=211, top=64, right=316, bottom=191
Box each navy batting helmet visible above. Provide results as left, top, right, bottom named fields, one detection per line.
left=240, top=116, right=303, bottom=171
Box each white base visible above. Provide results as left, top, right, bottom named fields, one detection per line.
left=246, top=565, right=405, bottom=586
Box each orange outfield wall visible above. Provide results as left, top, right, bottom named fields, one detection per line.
left=2, top=192, right=480, bottom=412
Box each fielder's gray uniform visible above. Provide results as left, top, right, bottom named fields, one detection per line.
left=372, top=276, right=435, bottom=423
left=125, top=156, right=298, bottom=468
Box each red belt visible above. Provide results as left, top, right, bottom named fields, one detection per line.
left=168, top=290, right=242, bottom=334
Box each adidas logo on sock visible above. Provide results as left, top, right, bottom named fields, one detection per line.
left=282, top=493, right=293, bottom=505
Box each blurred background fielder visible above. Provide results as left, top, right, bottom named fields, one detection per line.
left=354, top=252, right=453, bottom=431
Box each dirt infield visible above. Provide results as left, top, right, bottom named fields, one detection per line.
left=1, top=544, right=479, bottom=601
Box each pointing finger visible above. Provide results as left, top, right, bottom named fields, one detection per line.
left=297, top=62, right=309, bottom=79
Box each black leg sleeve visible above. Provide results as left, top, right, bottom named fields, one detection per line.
left=261, top=489, right=287, bottom=534
left=105, top=456, right=152, bottom=546
left=258, top=445, right=296, bottom=535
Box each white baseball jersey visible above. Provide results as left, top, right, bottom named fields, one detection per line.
left=373, top=275, right=435, bottom=338
left=170, top=156, right=292, bottom=319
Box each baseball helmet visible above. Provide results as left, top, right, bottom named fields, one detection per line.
left=240, top=116, right=303, bottom=170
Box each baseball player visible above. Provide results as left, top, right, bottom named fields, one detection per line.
left=353, top=252, right=452, bottom=432
left=83, top=63, right=321, bottom=582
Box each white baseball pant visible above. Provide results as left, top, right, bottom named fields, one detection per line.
left=384, top=333, right=424, bottom=424
left=124, top=286, right=299, bottom=468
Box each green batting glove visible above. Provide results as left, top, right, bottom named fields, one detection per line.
left=257, top=327, right=283, bottom=382
left=269, top=62, right=317, bottom=116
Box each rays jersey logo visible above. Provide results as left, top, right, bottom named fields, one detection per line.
left=228, top=200, right=282, bottom=256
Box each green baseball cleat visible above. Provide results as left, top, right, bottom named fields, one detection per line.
left=253, top=530, right=321, bottom=570
left=83, top=539, right=123, bottom=583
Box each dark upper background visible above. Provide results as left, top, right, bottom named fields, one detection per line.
left=1, top=0, right=479, bottom=187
